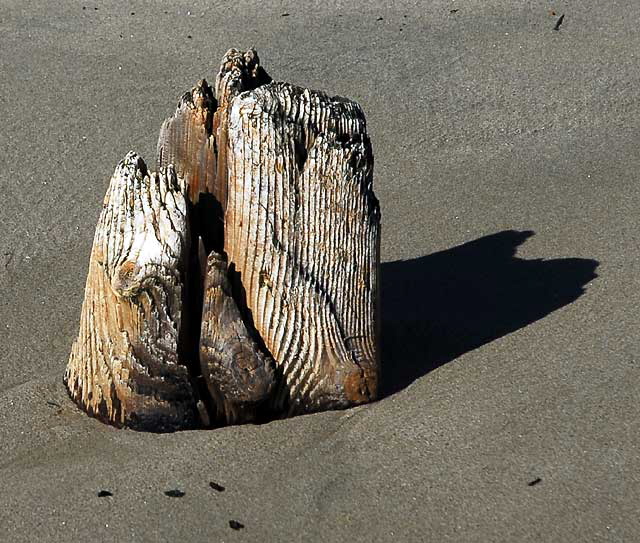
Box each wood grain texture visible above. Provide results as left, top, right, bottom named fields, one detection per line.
left=223, top=81, right=381, bottom=415
left=156, top=80, right=217, bottom=204
left=199, top=251, right=275, bottom=424
left=65, top=152, right=199, bottom=431
left=211, top=48, right=272, bottom=212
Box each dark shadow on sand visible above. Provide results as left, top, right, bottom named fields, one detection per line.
left=380, top=230, right=599, bottom=396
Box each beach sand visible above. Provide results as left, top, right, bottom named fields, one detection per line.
left=1, top=1, right=639, bottom=541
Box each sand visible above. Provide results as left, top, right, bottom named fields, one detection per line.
left=1, top=0, right=639, bottom=541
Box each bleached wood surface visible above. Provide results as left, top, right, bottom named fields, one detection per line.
left=224, top=82, right=380, bottom=414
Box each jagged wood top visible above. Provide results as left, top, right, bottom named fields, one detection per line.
left=157, top=80, right=217, bottom=204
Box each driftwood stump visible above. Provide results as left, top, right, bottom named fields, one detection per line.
left=65, top=49, right=381, bottom=431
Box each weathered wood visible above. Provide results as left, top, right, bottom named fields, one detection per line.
left=223, top=81, right=381, bottom=414
left=65, top=152, right=199, bottom=431
left=199, top=251, right=275, bottom=424
left=156, top=79, right=217, bottom=204
left=67, top=48, right=380, bottom=429
left=211, top=48, right=272, bottom=211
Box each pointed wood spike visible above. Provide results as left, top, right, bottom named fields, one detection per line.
left=65, top=152, right=199, bottom=431
left=214, top=48, right=272, bottom=110
left=157, top=79, right=217, bottom=204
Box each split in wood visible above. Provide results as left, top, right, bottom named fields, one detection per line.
left=65, top=48, right=381, bottom=431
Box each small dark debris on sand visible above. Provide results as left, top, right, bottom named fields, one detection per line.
left=97, top=490, right=113, bottom=497
left=281, top=13, right=289, bottom=17
left=377, top=17, right=383, bottom=21
left=209, top=481, right=225, bottom=492
left=450, top=9, right=459, bottom=14
left=165, top=489, right=185, bottom=497
left=554, top=14, right=565, bottom=31
left=229, top=520, right=244, bottom=530
left=528, top=477, right=542, bottom=487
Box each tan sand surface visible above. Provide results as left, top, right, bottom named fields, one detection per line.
left=1, top=1, right=639, bottom=541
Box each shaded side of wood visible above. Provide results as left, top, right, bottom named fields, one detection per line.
left=199, top=251, right=275, bottom=424
left=224, top=82, right=381, bottom=414
left=65, top=152, right=199, bottom=431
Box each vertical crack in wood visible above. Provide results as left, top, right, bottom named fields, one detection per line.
left=152, top=50, right=275, bottom=424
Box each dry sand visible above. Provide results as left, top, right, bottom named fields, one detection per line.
left=1, top=0, right=639, bottom=541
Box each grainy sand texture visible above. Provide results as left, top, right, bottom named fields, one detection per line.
left=1, top=1, right=639, bottom=541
